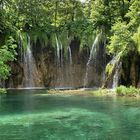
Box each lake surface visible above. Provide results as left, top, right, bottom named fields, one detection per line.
left=0, top=89, right=140, bottom=140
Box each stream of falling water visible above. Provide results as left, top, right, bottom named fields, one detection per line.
left=106, top=53, right=122, bottom=89
left=68, top=46, right=73, bottom=65
left=60, top=41, right=63, bottom=67
left=112, top=62, right=122, bottom=89
left=55, top=35, right=60, bottom=66
left=84, top=34, right=100, bottom=87
left=55, top=35, right=64, bottom=87
left=54, top=34, right=74, bottom=87
left=23, top=34, right=37, bottom=88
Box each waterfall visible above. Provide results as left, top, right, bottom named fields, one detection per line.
left=54, top=34, right=74, bottom=87
left=68, top=46, right=73, bottom=87
left=55, top=35, right=65, bottom=87
left=84, top=32, right=106, bottom=88
left=106, top=52, right=122, bottom=89
left=55, top=35, right=60, bottom=66
left=112, top=62, right=122, bottom=89
left=108, top=51, right=123, bottom=89
left=84, top=34, right=100, bottom=87
left=23, top=34, right=37, bottom=88
left=68, top=46, right=73, bottom=65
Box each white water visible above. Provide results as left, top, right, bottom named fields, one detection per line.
left=84, top=34, right=100, bottom=87
left=68, top=46, right=73, bottom=65
left=55, top=35, right=65, bottom=86
left=60, top=41, right=63, bottom=67
left=55, top=35, right=73, bottom=87
left=107, top=53, right=122, bottom=89
left=112, top=62, right=122, bottom=89
left=23, top=35, right=37, bottom=87
left=55, top=35, right=60, bottom=65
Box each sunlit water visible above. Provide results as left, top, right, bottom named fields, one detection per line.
left=0, top=90, right=140, bottom=140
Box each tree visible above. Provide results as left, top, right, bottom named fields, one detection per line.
left=108, top=21, right=132, bottom=54
left=0, top=37, right=17, bottom=80
left=126, top=0, right=140, bottom=31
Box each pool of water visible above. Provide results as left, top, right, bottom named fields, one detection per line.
left=0, top=89, right=140, bottom=140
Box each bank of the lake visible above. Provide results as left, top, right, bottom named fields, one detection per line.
left=47, top=87, right=140, bottom=98
left=1, top=87, right=140, bottom=98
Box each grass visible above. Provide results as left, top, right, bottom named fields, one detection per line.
left=91, top=88, right=116, bottom=96
left=116, top=85, right=140, bottom=97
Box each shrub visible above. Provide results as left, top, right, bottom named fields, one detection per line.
left=0, top=88, right=7, bottom=94
left=116, top=85, right=140, bottom=96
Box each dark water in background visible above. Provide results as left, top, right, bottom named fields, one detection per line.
left=0, top=89, right=140, bottom=140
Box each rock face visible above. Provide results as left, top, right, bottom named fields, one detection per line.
left=5, top=38, right=88, bottom=88
left=120, top=51, right=140, bottom=88
left=103, top=50, right=140, bottom=88
left=5, top=61, right=24, bottom=88
left=5, top=35, right=107, bottom=88
left=84, top=36, right=106, bottom=88
left=5, top=36, right=140, bottom=89
left=32, top=38, right=90, bottom=88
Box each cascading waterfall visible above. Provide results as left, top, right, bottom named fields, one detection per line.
left=23, top=34, right=37, bottom=88
left=68, top=46, right=73, bottom=65
left=60, top=41, right=63, bottom=67
left=54, top=34, right=75, bottom=88
left=84, top=32, right=106, bottom=88
left=55, top=35, right=60, bottom=66
left=6, top=31, right=108, bottom=88
left=55, top=35, right=64, bottom=87
left=106, top=52, right=122, bottom=89
left=84, top=34, right=99, bottom=87
left=112, top=62, right=122, bottom=89
left=68, top=46, right=73, bottom=87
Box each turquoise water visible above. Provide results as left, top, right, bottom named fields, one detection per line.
left=0, top=90, right=140, bottom=140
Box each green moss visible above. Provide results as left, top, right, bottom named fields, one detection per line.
left=106, top=63, right=114, bottom=76
left=19, top=32, right=28, bottom=50
left=105, top=52, right=123, bottom=77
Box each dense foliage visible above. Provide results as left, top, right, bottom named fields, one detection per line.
left=0, top=0, right=140, bottom=87
left=0, top=37, right=17, bottom=79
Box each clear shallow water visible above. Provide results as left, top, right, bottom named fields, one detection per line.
left=0, top=90, right=140, bottom=140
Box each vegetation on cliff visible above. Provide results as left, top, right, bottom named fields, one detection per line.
left=0, top=37, right=17, bottom=80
